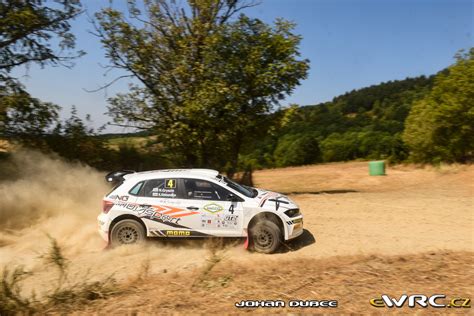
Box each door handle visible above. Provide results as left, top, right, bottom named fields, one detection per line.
left=186, top=206, right=199, bottom=210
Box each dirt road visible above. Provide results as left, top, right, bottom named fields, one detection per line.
left=0, top=154, right=472, bottom=313
left=253, top=162, right=473, bottom=259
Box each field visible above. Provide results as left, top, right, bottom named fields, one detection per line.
left=105, top=135, right=156, bottom=151
left=0, top=153, right=472, bottom=314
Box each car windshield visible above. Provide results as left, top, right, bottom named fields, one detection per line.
left=221, top=176, right=257, bottom=198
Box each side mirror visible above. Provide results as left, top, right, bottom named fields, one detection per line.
left=227, top=193, right=240, bottom=202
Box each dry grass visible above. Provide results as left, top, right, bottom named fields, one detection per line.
left=76, top=251, right=473, bottom=314
left=0, top=237, right=120, bottom=314
left=0, top=266, right=38, bottom=314
left=192, top=238, right=237, bottom=289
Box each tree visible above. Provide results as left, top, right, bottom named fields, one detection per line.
left=0, top=0, right=83, bottom=142
left=1, top=85, right=59, bottom=145
left=95, top=0, right=309, bottom=174
left=273, top=133, right=320, bottom=167
left=201, top=16, right=310, bottom=174
left=403, top=49, right=474, bottom=163
left=44, top=106, right=115, bottom=169
left=320, top=132, right=359, bottom=162
left=0, top=0, right=83, bottom=83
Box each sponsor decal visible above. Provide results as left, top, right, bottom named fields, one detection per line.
left=109, top=195, right=129, bottom=201
left=224, top=214, right=238, bottom=221
left=224, top=214, right=239, bottom=226
left=268, top=197, right=289, bottom=210
left=370, top=295, right=471, bottom=309
left=165, top=230, right=190, bottom=236
left=203, top=203, right=223, bottom=214
left=113, top=201, right=198, bottom=224
left=258, top=192, right=279, bottom=207
left=200, top=213, right=239, bottom=229
left=149, top=230, right=210, bottom=237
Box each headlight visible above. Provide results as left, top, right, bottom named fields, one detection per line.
left=285, top=208, right=300, bottom=217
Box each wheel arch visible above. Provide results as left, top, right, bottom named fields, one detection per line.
left=247, top=212, right=287, bottom=240
left=109, top=214, right=147, bottom=238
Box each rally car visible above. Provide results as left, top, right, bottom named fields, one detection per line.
left=98, top=169, right=303, bottom=253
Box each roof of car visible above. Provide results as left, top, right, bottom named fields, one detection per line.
left=123, top=168, right=220, bottom=181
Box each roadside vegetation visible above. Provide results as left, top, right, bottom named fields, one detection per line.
left=0, top=237, right=118, bottom=314
left=0, top=234, right=238, bottom=314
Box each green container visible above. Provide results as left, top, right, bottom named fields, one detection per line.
left=369, top=161, right=385, bottom=176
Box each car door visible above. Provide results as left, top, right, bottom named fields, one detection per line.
left=182, top=178, right=244, bottom=237
left=134, top=178, right=201, bottom=236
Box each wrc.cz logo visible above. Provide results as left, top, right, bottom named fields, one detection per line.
left=370, top=294, right=471, bottom=309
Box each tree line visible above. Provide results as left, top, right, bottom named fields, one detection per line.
left=0, top=0, right=472, bottom=176
left=240, top=49, right=473, bottom=169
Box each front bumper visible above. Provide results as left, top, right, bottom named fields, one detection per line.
left=286, top=216, right=304, bottom=240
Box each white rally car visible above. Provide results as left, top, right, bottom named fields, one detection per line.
left=98, top=169, right=303, bottom=253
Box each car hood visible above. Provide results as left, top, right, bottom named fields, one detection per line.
left=253, top=188, right=298, bottom=211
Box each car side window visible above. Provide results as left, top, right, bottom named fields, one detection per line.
left=140, top=178, right=181, bottom=199
left=184, top=179, right=230, bottom=201
left=129, top=181, right=144, bottom=196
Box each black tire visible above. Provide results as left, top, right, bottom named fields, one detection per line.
left=250, top=221, right=282, bottom=254
left=110, top=219, right=146, bottom=247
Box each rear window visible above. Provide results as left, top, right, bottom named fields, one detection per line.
left=129, top=181, right=144, bottom=195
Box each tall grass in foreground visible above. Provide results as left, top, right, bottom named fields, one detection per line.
left=192, top=238, right=235, bottom=289
left=0, top=237, right=118, bottom=314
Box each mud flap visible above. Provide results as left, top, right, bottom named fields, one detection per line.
left=102, top=239, right=111, bottom=250
left=244, top=235, right=249, bottom=249
left=243, top=229, right=250, bottom=250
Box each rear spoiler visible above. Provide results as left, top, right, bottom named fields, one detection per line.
left=105, top=170, right=136, bottom=183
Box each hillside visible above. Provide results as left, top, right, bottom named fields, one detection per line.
left=241, top=75, right=436, bottom=168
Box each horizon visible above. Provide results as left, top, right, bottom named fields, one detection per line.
left=11, top=0, right=473, bottom=133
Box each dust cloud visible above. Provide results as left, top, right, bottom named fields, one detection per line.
left=0, top=150, right=107, bottom=229
left=0, top=150, right=110, bottom=267
left=0, top=150, right=235, bottom=294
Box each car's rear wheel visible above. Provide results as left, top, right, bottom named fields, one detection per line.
left=250, top=221, right=282, bottom=254
left=110, top=219, right=146, bottom=247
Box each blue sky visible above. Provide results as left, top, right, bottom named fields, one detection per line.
left=12, top=0, right=473, bottom=133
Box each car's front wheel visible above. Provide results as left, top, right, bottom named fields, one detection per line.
left=110, top=219, right=146, bottom=247
left=250, top=221, right=282, bottom=254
